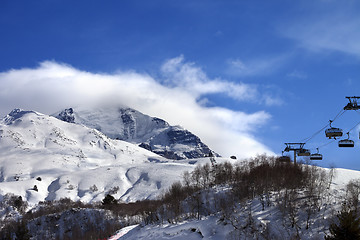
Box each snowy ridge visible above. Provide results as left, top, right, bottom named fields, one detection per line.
left=53, top=107, right=217, bottom=160
left=0, top=109, right=209, bottom=205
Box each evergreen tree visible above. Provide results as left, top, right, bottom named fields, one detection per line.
left=102, top=194, right=117, bottom=205
left=326, top=210, right=360, bottom=240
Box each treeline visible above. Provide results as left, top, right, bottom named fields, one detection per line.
left=2, top=154, right=358, bottom=239
left=0, top=197, right=115, bottom=240
left=156, top=154, right=334, bottom=236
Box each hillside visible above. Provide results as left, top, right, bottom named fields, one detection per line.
left=108, top=164, right=360, bottom=240
left=0, top=108, right=211, bottom=206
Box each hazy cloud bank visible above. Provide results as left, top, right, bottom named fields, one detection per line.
left=0, top=58, right=274, bottom=158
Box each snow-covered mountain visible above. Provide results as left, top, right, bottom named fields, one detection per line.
left=3, top=109, right=360, bottom=239
left=0, top=108, right=210, bottom=205
left=53, top=107, right=217, bottom=160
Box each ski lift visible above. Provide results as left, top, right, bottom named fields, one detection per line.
left=338, top=139, right=354, bottom=147
left=344, top=96, right=360, bottom=110
left=325, top=120, right=343, bottom=139
left=297, top=148, right=311, bottom=156
left=338, top=132, right=354, bottom=148
left=325, top=128, right=343, bottom=138
left=310, top=148, right=323, bottom=160
left=278, top=156, right=291, bottom=163
left=278, top=151, right=291, bottom=163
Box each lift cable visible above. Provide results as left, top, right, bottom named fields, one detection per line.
left=317, top=139, right=337, bottom=150
left=345, top=119, right=360, bottom=134
left=333, top=108, right=346, bottom=122
left=300, top=108, right=346, bottom=143
left=301, top=123, right=330, bottom=143
left=285, top=97, right=360, bottom=158
left=306, top=118, right=360, bottom=152
left=299, top=108, right=345, bottom=154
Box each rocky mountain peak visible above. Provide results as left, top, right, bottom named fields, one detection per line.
left=56, top=108, right=75, bottom=123
left=2, top=108, right=39, bottom=125
left=53, top=106, right=218, bottom=160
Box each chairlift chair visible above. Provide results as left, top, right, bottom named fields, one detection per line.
left=297, top=148, right=311, bottom=156
left=325, top=127, right=343, bottom=139
left=310, top=148, right=323, bottom=160
left=310, top=153, right=323, bottom=160
left=338, top=139, right=354, bottom=148
left=278, top=151, right=291, bottom=163
left=325, top=120, right=343, bottom=139
left=338, top=132, right=355, bottom=148
left=278, top=156, right=291, bottom=163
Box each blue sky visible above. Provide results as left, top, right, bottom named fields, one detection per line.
left=1, top=0, right=360, bottom=169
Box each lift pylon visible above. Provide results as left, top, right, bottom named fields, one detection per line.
left=283, top=143, right=306, bottom=164
left=344, top=96, right=360, bottom=110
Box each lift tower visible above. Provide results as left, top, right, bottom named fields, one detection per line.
left=344, top=96, right=360, bottom=110
left=283, top=143, right=306, bottom=165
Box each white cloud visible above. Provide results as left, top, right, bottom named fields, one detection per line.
left=262, top=95, right=283, bottom=106
left=280, top=3, right=360, bottom=58
left=287, top=70, right=307, bottom=80
left=161, top=55, right=258, bottom=101
left=160, top=56, right=283, bottom=107
left=226, top=56, right=286, bottom=77
left=0, top=59, right=274, bottom=159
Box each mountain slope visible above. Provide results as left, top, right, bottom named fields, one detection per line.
left=109, top=167, right=360, bottom=240
left=53, top=107, right=217, bottom=160
left=0, top=109, right=204, bottom=205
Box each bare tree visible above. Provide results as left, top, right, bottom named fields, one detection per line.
left=345, top=179, right=360, bottom=213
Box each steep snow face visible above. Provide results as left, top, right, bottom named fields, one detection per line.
left=54, top=107, right=169, bottom=141
left=0, top=109, right=203, bottom=205
left=53, top=107, right=216, bottom=160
